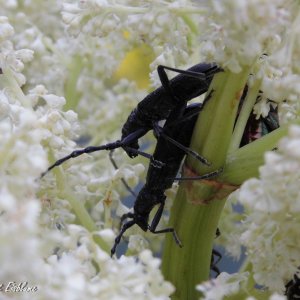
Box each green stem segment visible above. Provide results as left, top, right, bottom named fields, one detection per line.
left=228, top=79, right=261, bottom=152
left=64, top=55, right=83, bottom=111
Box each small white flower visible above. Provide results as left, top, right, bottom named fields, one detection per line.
left=42, top=94, right=66, bottom=108
left=0, top=16, right=14, bottom=41
left=0, top=187, right=16, bottom=211
left=196, top=272, right=249, bottom=300
left=114, top=163, right=145, bottom=187
left=128, top=234, right=149, bottom=253
left=96, top=228, right=115, bottom=244
left=269, top=294, right=287, bottom=300
left=15, top=48, right=34, bottom=62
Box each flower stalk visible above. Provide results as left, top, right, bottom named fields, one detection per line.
left=50, top=150, right=111, bottom=253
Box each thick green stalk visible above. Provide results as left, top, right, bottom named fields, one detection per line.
left=162, top=69, right=250, bottom=300
left=163, top=189, right=227, bottom=300
left=161, top=62, right=300, bottom=299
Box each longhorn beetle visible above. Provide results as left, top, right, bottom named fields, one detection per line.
left=111, top=95, right=221, bottom=255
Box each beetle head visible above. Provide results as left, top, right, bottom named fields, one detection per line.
left=134, top=213, right=149, bottom=232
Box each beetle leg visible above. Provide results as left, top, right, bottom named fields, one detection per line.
left=158, top=65, right=206, bottom=81
left=157, top=65, right=204, bottom=103
left=153, top=90, right=214, bottom=166
left=152, top=121, right=163, bottom=138
left=210, top=248, right=222, bottom=277
left=148, top=198, right=165, bottom=232
left=120, top=212, right=134, bottom=225
left=111, top=219, right=135, bottom=257
left=160, top=131, right=210, bottom=166
left=212, top=248, right=222, bottom=265
left=148, top=199, right=182, bottom=247
left=152, top=117, right=211, bottom=166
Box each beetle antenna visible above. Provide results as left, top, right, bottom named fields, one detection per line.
left=40, top=141, right=123, bottom=178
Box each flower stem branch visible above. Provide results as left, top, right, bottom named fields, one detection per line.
left=51, top=150, right=110, bottom=253
left=228, top=79, right=261, bottom=153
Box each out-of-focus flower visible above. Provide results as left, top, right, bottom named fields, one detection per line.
left=196, top=272, right=249, bottom=300
left=233, top=125, right=300, bottom=292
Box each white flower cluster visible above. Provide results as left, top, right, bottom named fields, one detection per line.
left=199, top=0, right=291, bottom=73
left=94, top=249, right=174, bottom=300
left=0, top=14, right=174, bottom=300
left=232, top=125, right=300, bottom=292
left=40, top=226, right=174, bottom=300
left=197, top=272, right=286, bottom=300
left=0, top=0, right=66, bottom=92
left=61, top=0, right=203, bottom=86
left=0, top=13, right=73, bottom=293
left=0, top=0, right=148, bottom=227
left=200, top=0, right=300, bottom=120
left=246, top=295, right=286, bottom=300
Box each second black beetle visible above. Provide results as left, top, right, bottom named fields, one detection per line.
left=111, top=97, right=221, bottom=255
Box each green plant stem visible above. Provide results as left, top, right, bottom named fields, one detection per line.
left=161, top=61, right=300, bottom=299
left=162, top=69, right=250, bottom=300
left=64, top=55, right=83, bottom=111
left=164, top=190, right=227, bottom=300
